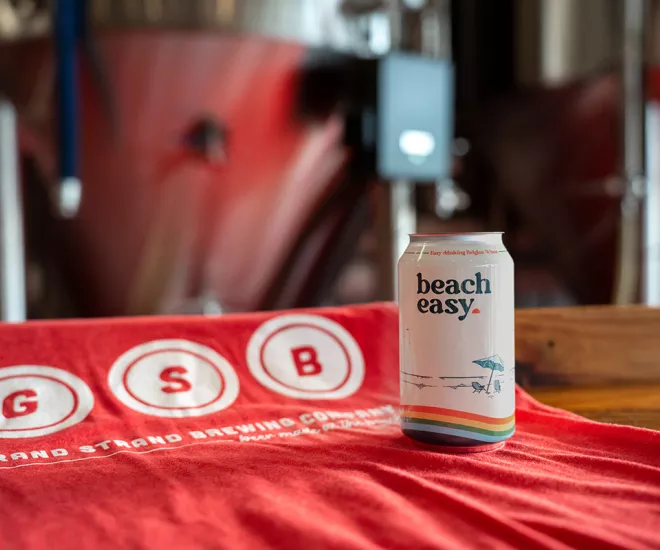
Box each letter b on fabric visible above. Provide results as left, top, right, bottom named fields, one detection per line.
left=291, top=347, right=323, bottom=377
left=247, top=314, right=365, bottom=400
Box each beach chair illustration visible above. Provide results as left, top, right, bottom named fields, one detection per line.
left=471, top=381, right=486, bottom=393
left=473, top=355, right=505, bottom=394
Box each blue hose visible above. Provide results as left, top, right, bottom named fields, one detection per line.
left=53, top=0, right=84, bottom=217
left=54, top=0, right=78, bottom=183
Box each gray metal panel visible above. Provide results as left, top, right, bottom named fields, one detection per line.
left=377, top=53, right=454, bottom=182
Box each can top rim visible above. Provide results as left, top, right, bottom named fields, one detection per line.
left=410, top=232, right=504, bottom=239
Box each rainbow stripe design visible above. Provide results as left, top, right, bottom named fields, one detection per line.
left=401, top=405, right=515, bottom=443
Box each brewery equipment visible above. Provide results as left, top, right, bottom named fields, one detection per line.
left=0, top=0, right=454, bottom=318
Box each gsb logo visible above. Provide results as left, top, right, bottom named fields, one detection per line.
left=108, top=340, right=240, bottom=418
left=0, top=366, right=94, bottom=439
left=246, top=314, right=365, bottom=400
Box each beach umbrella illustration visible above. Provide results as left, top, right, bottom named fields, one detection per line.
left=473, top=355, right=505, bottom=393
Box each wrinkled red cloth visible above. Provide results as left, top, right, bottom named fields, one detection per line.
left=0, top=304, right=658, bottom=550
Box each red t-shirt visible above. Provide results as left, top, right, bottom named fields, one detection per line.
left=0, top=304, right=658, bottom=549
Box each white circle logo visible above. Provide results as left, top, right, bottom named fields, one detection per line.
left=108, top=340, right=239, bottom=418
left=246, top=315, right=365, bottom=400
left=0, top=366, right=94, bottom=439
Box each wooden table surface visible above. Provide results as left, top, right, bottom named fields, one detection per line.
left=530, top=385, right=660, bottom=430
left=516, top=306, right=660, bottom=432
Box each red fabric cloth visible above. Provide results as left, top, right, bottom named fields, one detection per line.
left=0, top=303, right=658, bottom=550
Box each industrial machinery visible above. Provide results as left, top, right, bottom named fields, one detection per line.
left=1, top=0, right=457, bottom=319
left=1, top=0, right=658, bottom=321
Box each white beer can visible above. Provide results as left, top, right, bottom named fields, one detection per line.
left=398, top=233, right=515, bottom=452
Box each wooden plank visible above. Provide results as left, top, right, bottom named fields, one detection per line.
left=530, top=385, right=660, bottom=430
left=515, top=306, right=660, bottom=388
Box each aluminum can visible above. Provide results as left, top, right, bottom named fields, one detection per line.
left=398, top=233, right=515, bottom=452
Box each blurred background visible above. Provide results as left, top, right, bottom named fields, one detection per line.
left=0, top=0, right=658, bottom=322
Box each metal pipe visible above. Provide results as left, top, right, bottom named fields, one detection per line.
left=613, top=0, right=646, bottom=305
left=381, top=0, right=451, bottom=300
left=644, top=104, right=660, bottom=305
left=391, top=179, right=417, bottom=300
left=387, top=0, right=418, bottom=298
left=390, top=0, right=450, bottom=57
left=0, top=98, right=27, bottom=322
left=539, top=0, right=577, bottom=84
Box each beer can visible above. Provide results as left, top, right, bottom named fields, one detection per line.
left=398, top=233, right=515, bottom=452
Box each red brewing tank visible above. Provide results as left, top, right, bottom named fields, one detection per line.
left=2, top=30, right=348, bottom=316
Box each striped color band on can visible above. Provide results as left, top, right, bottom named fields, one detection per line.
left=401, top=405, right=515, bottom=443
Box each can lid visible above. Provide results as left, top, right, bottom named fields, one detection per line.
left=410, top=232, right=504, bottom=240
